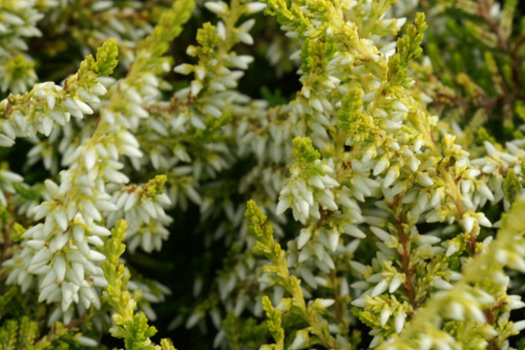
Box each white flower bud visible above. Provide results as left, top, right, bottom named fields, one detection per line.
left=395, top=312, right=405, bottom=333
left=297, top=229, right=311, bottom=249
left=418, top=234, right=441, bottom=245
left=383, top=168, right=398, bottom=188
left=351, top=298, right=367, bottom=307
left=372, top=279, right=388, bottom=296
left=289, top=331, right=307, bottom=349
left=76, top=336, right=98, bottom=347
left=204, top=1, right=228, bottom=14
left=54, top=255, right=67, bottom=282
left=446, top=242, right=459, bottom=257
left=417, top=173, right=434, bottom=187
left=74, top=99, right=94, bottom=115
left=318, top=299, right=335, bottom=308
left=370, top=226, right=391, bottom=242
left=237, top=31, right=254, bottom=45
left=373, top=159, right=388, bottom=176
left=389, top=275, right=402, bottom=293
left=393, top=101, right=409, bottom=113
left=89, top=250, right=106, bottom=262
left=433, top=278, right=453, bottom=290
left=350, top=260, right=367, bottom=274
left=380, top=309, right=390, bottom=326
left=328, top=230, right=339, bottom=252
left=512, top=320, right=525, bottom=333
left=174, top=64, right=193, bottom=75
left=461, top=217, right=475, bottom=234
left=246, top=2, right=266, bottom=13
left=343, top=224, right=366, bottom=239
left=217, top=21, right=226, bottom=40
left=190, top=81, right=203, bottom=96
left=478, top=214, right=492, bottom=227
left=479, top=184, right=494, bottom=201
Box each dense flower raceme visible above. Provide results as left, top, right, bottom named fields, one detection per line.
left=276, top=137, right=340, bottom=224
left=107, top=175, right=173, bottom=254
left=2, top=40, right=135, bottom=324
left=2, top=0, right=194, bottom=336
left=0, top=0, right=524, bottom=348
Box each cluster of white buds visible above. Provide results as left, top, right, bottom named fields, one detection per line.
left=4, top=177, right=115, bottom=324
left=99, top=12, right=280, bottom=326
left=2, top=38, right=160, bottom=320
left=172, top=2, right=258, bottom=124
left=131, top=0, right=266, bottom=233
left=468, top=140, right=525, bottom=210
left=276, top=137, right=339, bottom=224
left=0, top=0, right=45, bottom=93
left=0, top=169, right=23, bottom=206
left=106, top=176, right=172, bottom=253
left=0, top=77, right=107, bottom=148
left=86, top=3, right=155, bottom=67
left=0, top=0, right=207, bottom=347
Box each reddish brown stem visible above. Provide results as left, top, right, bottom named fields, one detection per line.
left=477, top=0, right=508, bottom=52
left=395, top=214, right=417, bottom=309
left=389, top=197, right=418, bottom=310
left=330, top=271, right=343, bottom=324
left=484, top=299, right=506, bottom=350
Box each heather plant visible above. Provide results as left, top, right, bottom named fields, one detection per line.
left=0, top=0, right=524, bottom=349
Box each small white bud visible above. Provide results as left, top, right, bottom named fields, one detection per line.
left=276, top=196, right=291, bottom=215
left=318, top=299, right=335, bottom=308
left=383, top=168, right=397, bottom=188
left=393, top=101, right=409, bottom=113
left=343, top=224, right=366, bottom=239
left=289, top=332, right=307, bottom=350
left=479, top=184, right=494, bottom=201
left=328, top=230, right=339, bottom=252
left=478, top=214, right=492, bottom=227
left=351, top=298, right=367, bottom=307
left=484, top=141, right=498, bottom=157
left=370, top=226, right=391, bottom=242
left=174, top=64, right=192, bottom=75
left=217, top=21, right=226, bottom=40
left=433, top=278, right=453, bottom=290
left=204, top=1, right=228, bottom=14
left=446, top=242, right=459, bottom=257
left=297, top=229, right=311, bottom=249
left=190, top=81, right=203, bottom=96
left=461, top=217, right=475, bottom=234
left=417, top=173, right=434, bottom=187
left=395, top=312, right=405, bottom=333
left=389, top=275, right=402, bottom=293
left=89, top=250, right=106, bottom=262
left=237, top=31, right=254, bottom=45
left=246, top=2, right=266, bottom=13
left=350, top=260, right=367, bottom=274
left=380, top=309, right=390, bottom=326
left=373, top=159, right=388, bottom=176
left=74, top=99, right=94, bottom=115
left=372, top=279, right=388, bottom=296
left=47, top=94, right=56, bottom=110
left=77, top=336, right=98, bottom=347
left=418, top=234, right=441, bottom=245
